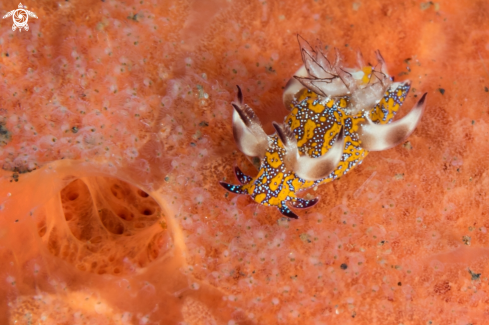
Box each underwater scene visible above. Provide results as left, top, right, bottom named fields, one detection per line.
left=0, top=0, right=488, bottom=324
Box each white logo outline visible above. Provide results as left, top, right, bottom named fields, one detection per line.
left=2, top=3, right=38, bottom=32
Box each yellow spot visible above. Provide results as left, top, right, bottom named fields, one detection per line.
left=330, top=136, right=368, bottom=181
left=349, top=116, right=363, bottom=133
left=297, top=88, right=311, bottom=101
left=266, top=151, right=282, bottom=169
left=303, top=180, right=315, bottom=188
left=268, top=197, right=281, bottom=207
left=387, top=97, right=395, bottom=108
left=291, top=178, right=302, bottom=191
left=320, top=116, right=343, bottom=154
left=370, top=90, right=405, bottom=125
left=283, top=174, right=294, bottom=186
left=383, top=97, right=399, bottom=122
left=397, top=89, right=403, bottom=97
left=297, top=119, right=316, bottom=147
left=308, top=100, right=326, bottom=113
left=339, top=98, right=347, bottom=108
left=269, top=172, right=284, bottom=192
left=243, top=182, right=255, bottom=195
left=326, top=99, right=335, bottom=108
left=333, top=109, right=343, bottom=123
left=261, top=177, right=267, bottom=184
left=291, top=176, right=313, bottom=190
left=287, top=108, right=300, bottom=130
left=268, top=174, right=296, bottom=206
left=276, top=138, right=284, bottom=149
left=361, top=66, right=373, bottom=84
left=289, top=116, right=300, bottom=130
left=255, top=193, right=266, bottom=204
left=320, top=116, right=326, bottom=122
left=312, top=142, right=317, bottom=147
left=256, top=168, right=264, bottom=179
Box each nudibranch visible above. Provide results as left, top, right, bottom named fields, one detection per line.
left=220, top=36, right=427, bottom=219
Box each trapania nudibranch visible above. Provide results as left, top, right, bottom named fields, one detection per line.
left=220, top=36, right=427, bottom=219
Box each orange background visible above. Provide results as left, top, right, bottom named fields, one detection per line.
left=1, top=0, right=489, bottom=324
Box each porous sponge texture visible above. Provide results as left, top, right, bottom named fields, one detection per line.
left=36, top=176, right=168, bottom=275
left=1, top=0, right=489, bottom=324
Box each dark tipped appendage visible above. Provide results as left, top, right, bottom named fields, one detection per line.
left=418, top=92, right=427, bottom=106
left=219, top=182, right=246, bottom=195
left=272, top=122, right=287, bottom=145
left=279, top=205, right=299, bottom=219
left=236, top=85, right=243, bottom=105
left=290, top=197, right=319, bottom=209
left=231, top=103, right=251, bottom=127
left=273, top=121, right=297, bottom=148
left=234, top=166, right=253, bottom=185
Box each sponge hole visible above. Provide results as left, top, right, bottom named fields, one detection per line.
left=68, top=192, right=79, bottom=201
left=110, top=184, right=123, bottom=199
left=117, top=210, right=134, bottom=221
left=141, top=207, right=155, bottom=216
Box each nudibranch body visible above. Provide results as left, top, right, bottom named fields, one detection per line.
left=221, top=36, right=427, bottom=219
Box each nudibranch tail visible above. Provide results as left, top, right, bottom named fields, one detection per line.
left=359, top=92, right=427, bottom=151
left=234, top=166, right=253, bottom=185
left=290, top=197, right=319, bottom=209
left=279, top=205, right=299, bottom=219
left=219, top=182, right=246, bottom=195
left=231, top=86, right=268, bottom=159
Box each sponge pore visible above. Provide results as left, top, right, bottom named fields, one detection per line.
left=36, top=176, right=170, bottom=275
